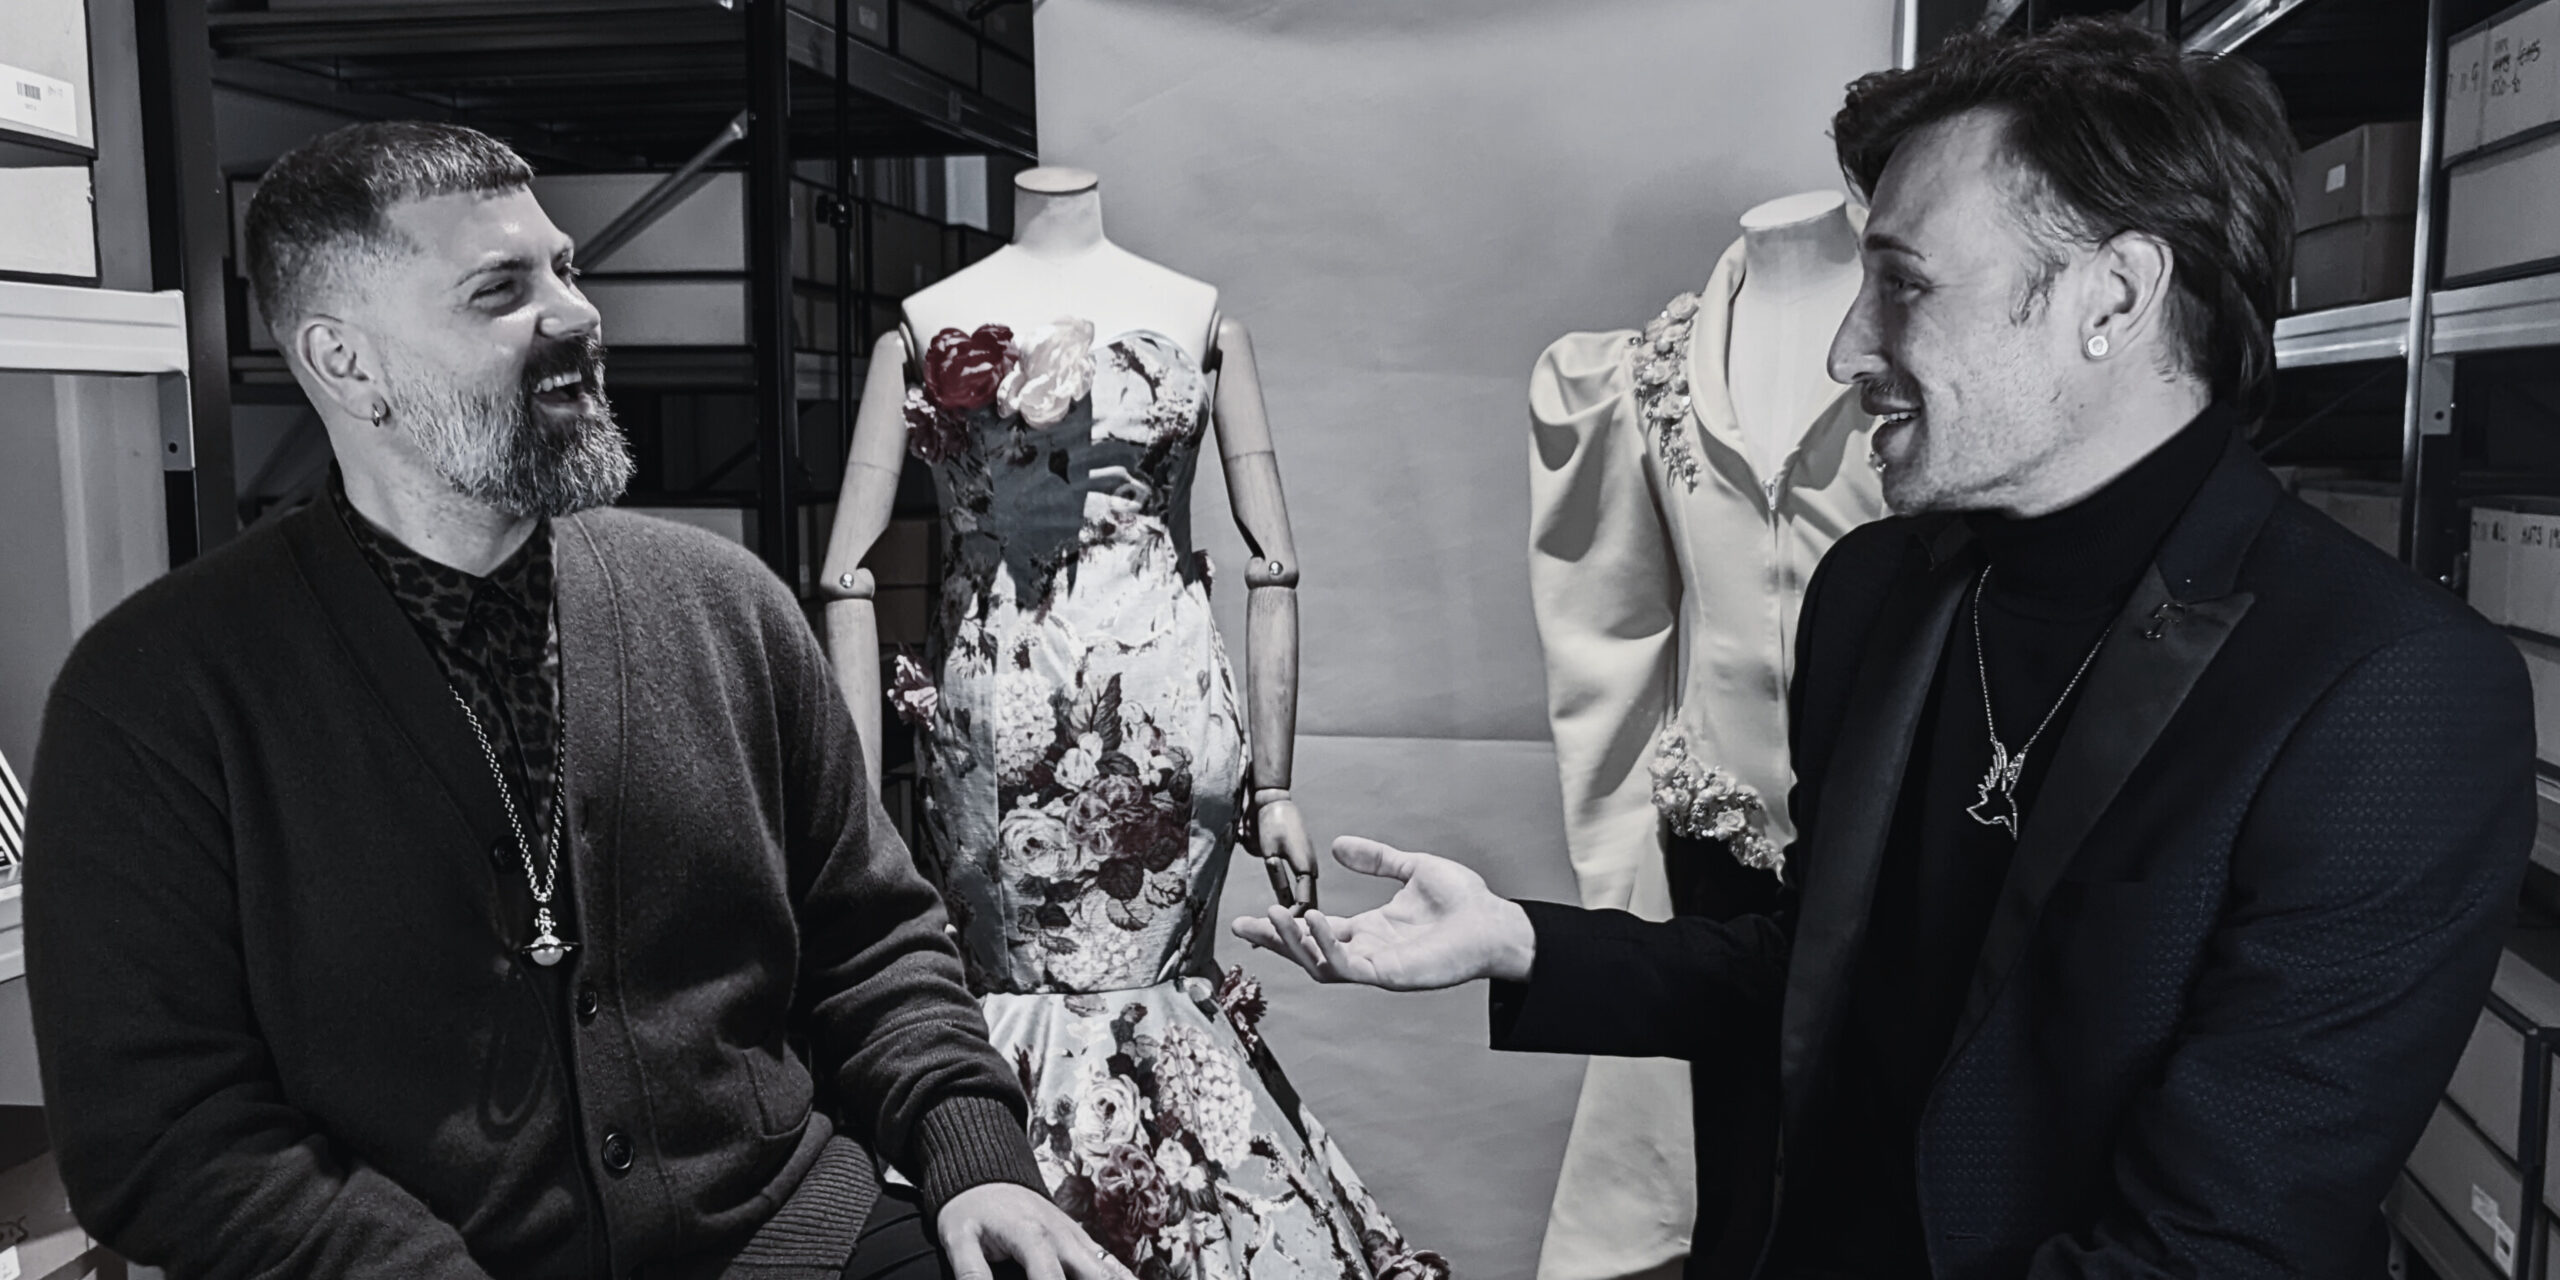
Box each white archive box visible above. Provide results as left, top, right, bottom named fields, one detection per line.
left=2485, top=0, right=2560, bottom=149
left=2514, top=632, right=2560, bottom=773
left=0, top=0, right=98, bottom=154
left=2295, top=478, right=2402, bottom=554
left=2411, top=1099, right=2528, bottom=1276
left=0, top=164, right=95, bottom=279
left=2453, top=28, right=2493, bottom=158
left=2495, top=498, right=2560, bottom=638
left=2446, top=131, right=2560, bottom=283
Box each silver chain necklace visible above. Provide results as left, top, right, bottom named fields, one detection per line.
left=450, top=688, right=575, bottom=966
left=1965, top=567, right=2111, bottom=838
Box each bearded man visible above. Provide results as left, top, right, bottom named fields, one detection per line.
left=23, top=122, right=1125, bottom=1280
left=1239, top=19, right=2534, bottom=1279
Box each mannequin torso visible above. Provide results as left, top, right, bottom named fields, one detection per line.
left=900, top=168, right=1219, bottom=360
left=1727, top=191, right=1863, bottom=483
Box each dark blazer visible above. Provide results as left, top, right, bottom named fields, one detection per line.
left=24, top=500, right=1043, bottom=1279
left=1494, top=439, right=2537, bottom=1277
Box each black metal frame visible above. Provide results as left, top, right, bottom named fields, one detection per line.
left=137, top=0, right=240, bottom=567
left=176, top=0, right=1035, bottom=585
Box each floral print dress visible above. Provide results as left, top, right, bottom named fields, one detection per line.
left=893, top=319, right=1446, bottom=1280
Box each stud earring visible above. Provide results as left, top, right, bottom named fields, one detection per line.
left=2085, top=334, right=2110, bottom=359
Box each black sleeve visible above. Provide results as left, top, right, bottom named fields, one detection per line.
left=2026, top=623, right=2535, bottom=1277
left=765, top=587, right=1047, bottom=1214
left=25, top=693, right=494, bottom=1279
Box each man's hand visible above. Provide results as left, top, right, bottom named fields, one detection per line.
left=1230, top=836, right=1536, bottom=990
left=937, top=1182, right=1133, bottom=1280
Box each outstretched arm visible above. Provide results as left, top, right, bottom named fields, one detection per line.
left=1209, top=317, right=1315, bottom=910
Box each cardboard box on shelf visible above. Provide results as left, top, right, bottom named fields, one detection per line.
left=0, top=1146, right=94, bottom=1280
left=2445, top=130, right=2560, bottom=283
left=579, top=278, right=749, bottom=346
left=2484, top=0, right=2560, bottom=149
left=895, top=0, right=978, bottom=88
left=534, top=172, right=747, bottom=275
left=2408, top=1100, right=2526, bottom=1275
left=2450, top=28, right=2492, bottom=159
left=868, top=204, right=948, bottom=298
left=2474, top=498, right=2518, bottom=627
left=2290, top=217, right=2415, bottom=312
left=0, top=164, right=97, bottom=280
left=2295, top=478, right=2402, bottom=554
left=2516, top=632, right=2560, bottom=771
left=2293, top=123, right=2420, bottom=233
left=2510, top=498, right=2560, bottom=640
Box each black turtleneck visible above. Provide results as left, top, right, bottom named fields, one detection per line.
left=1779, top=402, right=2237, bottom=1279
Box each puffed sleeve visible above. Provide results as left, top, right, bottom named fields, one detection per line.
left=1528, top=329, right=1679, bottom=913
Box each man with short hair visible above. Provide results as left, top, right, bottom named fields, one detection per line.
left=25, top=120, right=1125, bottom=1280
left=1239, top=20, right=2534, bottom=1277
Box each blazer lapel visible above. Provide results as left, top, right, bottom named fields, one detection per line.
left=1781, top=520, right=1976, bottom=1124
left=1942, top=442, right=2280, bottom=1059
left=283, top=497, right=516, bottom=874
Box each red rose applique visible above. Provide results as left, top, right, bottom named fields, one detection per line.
left=922, top=324, right=1016, bottom=412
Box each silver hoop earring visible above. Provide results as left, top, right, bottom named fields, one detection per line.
left=370, top=401, right=390, bottom=427
left=2085, top=334, right=2110, bottom=359
left=1868, top=449, right=1888, bottom=474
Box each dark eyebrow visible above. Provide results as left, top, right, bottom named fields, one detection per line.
left=455, top=242, right=577, bottom=289
left=1864, top=232, right=1927, bottom=260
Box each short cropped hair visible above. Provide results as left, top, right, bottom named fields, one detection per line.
left=1832, top=18, right=2297, bottom=418
left=244, top=121, right=534, bottom=340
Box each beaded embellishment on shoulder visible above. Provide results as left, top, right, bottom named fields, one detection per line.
left=1625, top=290, right=1703, bottom=490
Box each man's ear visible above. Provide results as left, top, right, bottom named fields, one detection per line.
left=293, top=312, right=382, bottom=424
left=2081, top=230, right=2177, bottom=362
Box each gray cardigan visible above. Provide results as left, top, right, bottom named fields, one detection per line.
left=25, top=498, right=1043, bottom=1278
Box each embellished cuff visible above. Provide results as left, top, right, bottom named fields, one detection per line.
left=907, top=1094, right=1048, bottom=1216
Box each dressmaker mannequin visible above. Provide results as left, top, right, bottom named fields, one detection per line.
left=818, top=165, right=1314, bottom=905
left=1729, top=191, right=1864, bottom=484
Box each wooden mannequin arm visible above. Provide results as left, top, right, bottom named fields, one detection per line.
left=817, top=330, right=913, bottom=797
left=1208, top=318, right=1301, bottom=796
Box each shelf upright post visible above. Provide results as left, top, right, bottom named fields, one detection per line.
left=837, top=0, right=858, bottom=466
left=748, top=0, right=801, bottom=588
left=2401, top=0, right=2456, bottom=583
left=135, top=0, right=238, bottom=566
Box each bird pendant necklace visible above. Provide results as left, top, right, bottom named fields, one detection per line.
left=1966, top=568, right=2111, bottom=839
left=451, top=689, right=576, bottom=966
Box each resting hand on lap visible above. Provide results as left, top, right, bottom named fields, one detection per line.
left=939, top=1182, right=1134, bottom=1280
left=1229, top=836, right=1536, bottom=990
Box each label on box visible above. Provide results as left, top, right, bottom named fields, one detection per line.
left=2485, top=2, right=2560, bottom=146
left=2515, top=507, right=2560, bottom=638
left=2473, top=1185, right=2518, bottom=1273
left=2326, top=163, right=2348, bottom=192
left=0, top=63, right=77, bottom=141
left=2474, top=505, right=2514, bottom=625
left=2451, top=31, right=2490, bottom=156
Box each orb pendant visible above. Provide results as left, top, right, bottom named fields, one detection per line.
left=527, top=934, right=570, bottom=967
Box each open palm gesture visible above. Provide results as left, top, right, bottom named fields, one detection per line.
left=1230, top=836, right=1535, bottom=990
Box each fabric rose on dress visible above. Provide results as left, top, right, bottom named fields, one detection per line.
left=1154, top=1024, right=1254, bottom=1166
left=922, top=324, right=1015, bottom=411
left=1089, top=1144, right=1176, bottom=1260
left=997, top=318, right=1096, bottom=428
left=1069, top=1061, right=1147, bottom=1161
left=1154, top=1136, right=1208, bottom=1196
left=889, top=653, right=938, bottom=729
left=902, top=386, right=969, bottom=463
left=999, top=804, right=1086, bottom=881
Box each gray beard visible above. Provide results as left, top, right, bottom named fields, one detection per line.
left=387, top=368, right=633, bottom=520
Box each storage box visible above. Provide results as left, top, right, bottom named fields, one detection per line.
left=2295, top=478, right=2402, bottom=553
left=2448, top=1009, right=2530, bottom=1161
left=2484, top=0, right=2560, bottom=149
left=531, top=172, right=746, bottom=275
left=2410, top=1100, right=2526, bottom=1275
left=2294, top=123, right=2420, bottom=232
left=2514, top=632, right=2560, bottom=771
left=0, top=165, right=96, bottom=280
left=2290, top=216, right=2414, bottom=311
left=2508, top=497, right=2560, bottom=638
left=626, top=506, right=750, bottom=548
left=2447, top=131, right=2560, bottom=283
left=2452, top=29, right=2493, bottom=159
left=0, top=0, right=98, bottom=153
left=0, top=1148, right=93, bottom=1280
left=896, top=1, right=978, bottom=87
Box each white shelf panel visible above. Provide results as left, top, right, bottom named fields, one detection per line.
left=2275, top=298, right=2412, bottom=368
left=2432, top=272, right=2560, bottom=356
left=0, top=281, right=188, bottom=376
left=2184, top=0, right=2321, bottom=56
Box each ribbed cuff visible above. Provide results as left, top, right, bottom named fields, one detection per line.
left=908, top=1094, right=1048, bottom=1216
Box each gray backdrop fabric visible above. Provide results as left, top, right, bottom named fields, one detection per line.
left=1034, top=3, right=1894, bottom=1275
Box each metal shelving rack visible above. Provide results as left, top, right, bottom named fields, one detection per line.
left=144, top=0, right=1035, bottom=589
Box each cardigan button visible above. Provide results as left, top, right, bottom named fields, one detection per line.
left=601, top=1130, right=633, bottom=1175
left=575, top=985, right=600, bottom=1023
left=488, top=841, right=509, bottom=867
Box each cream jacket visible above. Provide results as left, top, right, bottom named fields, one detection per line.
left=1525, top=234, right=1883, bottom=1280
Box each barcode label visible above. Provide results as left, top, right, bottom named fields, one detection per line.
left=0, top=61, right=76, bottom=139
